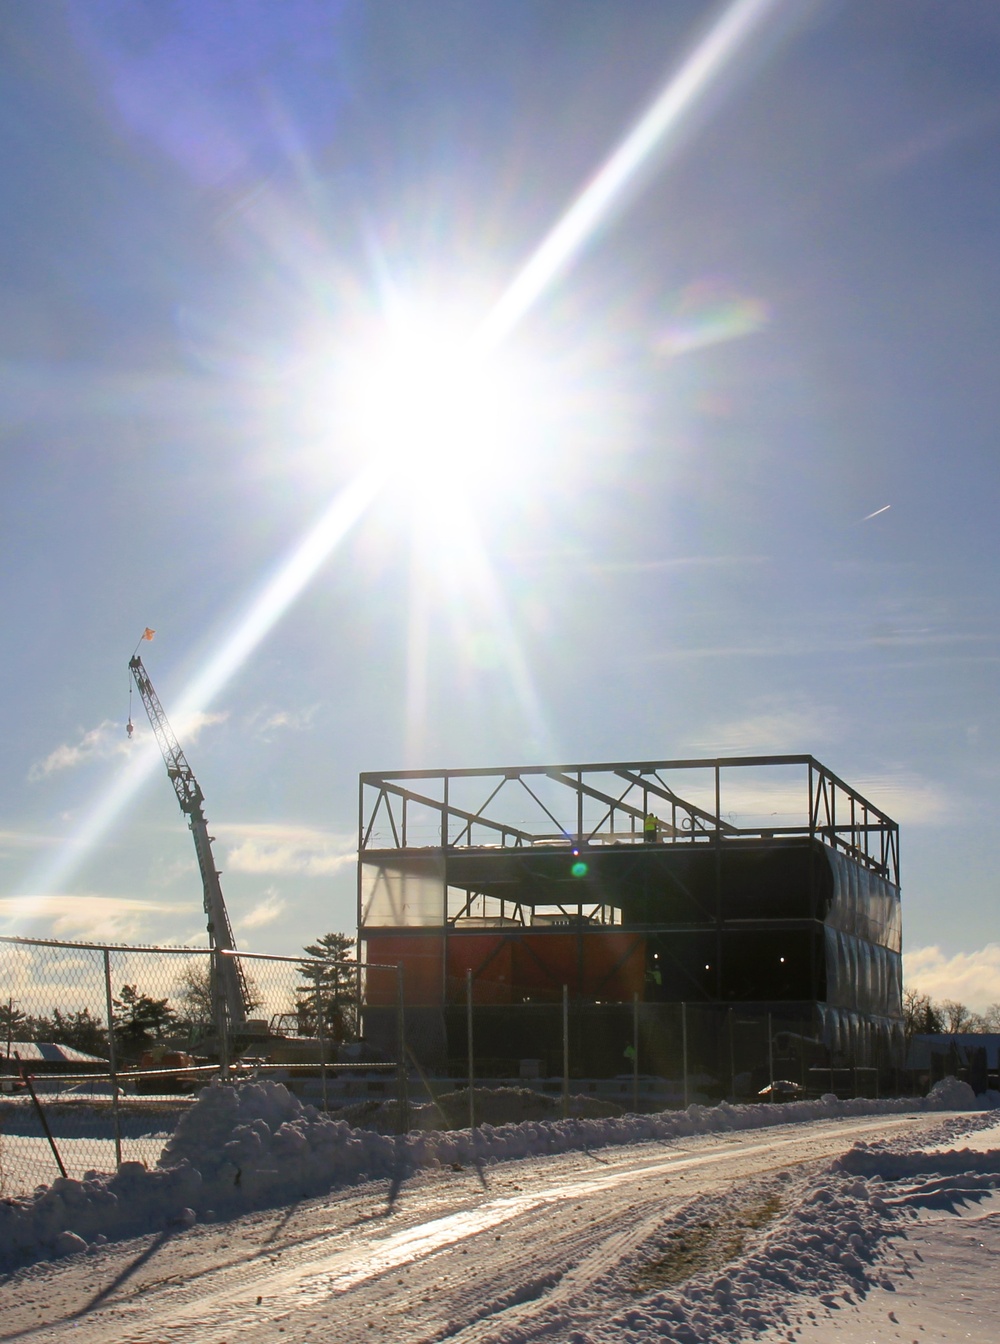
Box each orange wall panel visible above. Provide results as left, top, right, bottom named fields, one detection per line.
left=511, top=934, right=577, bottom=997
left=446, top=935, right=515, bottom=1005
left=362, top=933, right=443, bottom=1006
left=582, top=932, right=646, bottom=1000
left=364, top=930, right=647, bottom=1007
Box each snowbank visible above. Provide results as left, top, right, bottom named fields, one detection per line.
left=577, top=1118, right=1000, bottom=1342
left=0, top=1075, right=987, bottom=1273
left=340, top=1084, right=625, bottom=1131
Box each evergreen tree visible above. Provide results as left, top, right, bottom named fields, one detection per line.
left=112, top=984, right=177, bottom=1055
left=49, top=1007, right=108, bottom=1056
left=0, top=1000, right=27, bottom=1050
left=295, top=933, right=358, bottom=1042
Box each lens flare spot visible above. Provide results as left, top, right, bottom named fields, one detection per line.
left=654, top=280, right=769, bottom=358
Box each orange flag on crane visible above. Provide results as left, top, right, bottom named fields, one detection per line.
left=142, top=627, right=155, bottom=641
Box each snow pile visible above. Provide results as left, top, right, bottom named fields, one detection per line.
left=590, top=1124, right=1000, bottom=1342
left=836, top=1139, right=1000, bottom=1186
left=0, top=1161, right=203, bottom=1267
left=0, top=1076, right=986, bottom=1272
left=343, top=1085, right=624, bottom=1131
left=580, top=1133, right=1000, bottom=1343
left=923, top=1074, right=978, bottom=1108
left=593, top=1171, right=896, bottom=1342
left=160, top=1079, right=404, bottom=1201
left=156, top=1075, right=981, bottom=1216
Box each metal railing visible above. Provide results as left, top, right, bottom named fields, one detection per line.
left=360, top=755, right=899, bottom=883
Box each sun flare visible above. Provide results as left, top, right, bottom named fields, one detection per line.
left=16, top=0, right=782, bottom=920
left=343, top=313, right=523, bottom=496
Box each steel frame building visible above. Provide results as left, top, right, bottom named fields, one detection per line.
left=358, top=755, right=903, bottom=1075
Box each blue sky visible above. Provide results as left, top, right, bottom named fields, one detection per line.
left=2, top=1, right=999, bottom=1009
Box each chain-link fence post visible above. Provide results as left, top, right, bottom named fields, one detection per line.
left=213, top=947, right=230, bottom=1080
left=681, top=1001, right=689, bottom=1108
left=767, top=1010, right=774, bottom=1100
left=632, top=992, right=639, bottom=1113
left=15, top=1052, right=66, bottom=1179
left=396, top=964, right=408, bottom=1134
left=314, top=968, right=329, bottom=1113
left=561, top=984, right=569, bottom=1120
left=102, top=948, right=122, bottom=1167
left=466, top=967, right=475, bottom=1132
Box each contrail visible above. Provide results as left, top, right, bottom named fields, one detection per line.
left=863, top=505, right=891, bottom=521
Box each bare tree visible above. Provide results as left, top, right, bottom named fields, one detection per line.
left=174, top=959, right=261, bottom=1033
left=939, top=999, right=981, bottom=1033
left=902, top=988, right=942, bottom=1037
left=175, top=961, right=214, bottom=1027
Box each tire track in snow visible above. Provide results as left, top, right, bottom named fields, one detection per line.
left=5, top=1114, right=944, bottom=1344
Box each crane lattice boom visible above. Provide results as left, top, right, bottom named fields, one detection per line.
left=129, top=655, right=249, bottom=1027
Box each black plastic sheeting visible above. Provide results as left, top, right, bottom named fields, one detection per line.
left=823, top=848, right=901, bottom=951
left=820, top=848, right=903, bottom=1065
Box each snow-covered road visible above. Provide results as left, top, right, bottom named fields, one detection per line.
left=0, top=1110, right=967, bottom=1344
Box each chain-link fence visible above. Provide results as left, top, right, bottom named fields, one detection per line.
left=374, top=994, right=904, bottom=1113
left=0, top=935, right=915, bottom=1199
left=361, top=992, right=906, bottom=1117
left=0, top=936, right=403, bottom=1198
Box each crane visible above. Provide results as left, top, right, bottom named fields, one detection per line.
left=128, top=655, right=250, bottom=1037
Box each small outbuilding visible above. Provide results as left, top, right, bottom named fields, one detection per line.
left=907, top=1033, right=1000, bottom=1093
left=2, top=1041, right=108, bottom=1075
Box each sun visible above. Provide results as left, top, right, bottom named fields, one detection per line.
left=342, top=308, right=524, bottom=498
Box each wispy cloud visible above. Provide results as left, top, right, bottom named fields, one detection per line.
left=849, top=774, right=954, bottom=826
left=28, top=720, right=124, bottom=781
left=496, top=550, right=766, bottom=575
left=584, top=555, right=766, bottom=576
left=1, top=939, right=214, bottom=1017
left=647, top=631, right=995, bottom=663
left=849, top=654, right=1000, bottom=671
left=29, top=712, right=226, bottom=781
left=0, top=893, right=187, bottom=941
left=169, top=709, right=228, bottom=740
left=865, top=103, right=1000, bottom=178
left=646, top=721, right=950, bottom=830
left=904, top=944, right=1000, bottom=1013
left=243, top=889, right=288, bottom=928
left=247, top=705, right=318, bottom=737
left=711, top=770, right=949, bottom=830
left=682, top=701, right=841, bottom=756
left=215, top=823, right=355, bottom=877
left=148, top=855, right=198, bottom=890
left=0, top=829, right=61, bottom=852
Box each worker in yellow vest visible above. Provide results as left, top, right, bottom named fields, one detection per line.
left=643, top=812, right=659, bottom=843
